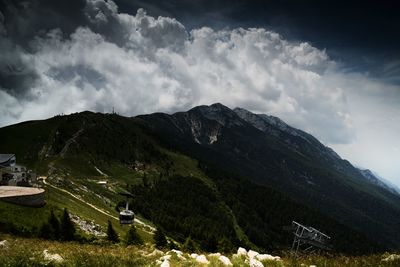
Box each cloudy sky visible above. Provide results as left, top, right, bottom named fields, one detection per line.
left=1, top=0, right=400, bottom=186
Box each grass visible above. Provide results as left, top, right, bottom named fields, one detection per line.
left=282, top=253, right=400, bottom=267
left=0, top=234, right=399, bottom=267
left=0, top=235, right=151, bottom=267
left=0, top=200, right=61, bottom=236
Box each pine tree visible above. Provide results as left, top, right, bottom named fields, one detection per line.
left=48, top=210, right=60, bottom=240
left=125, top=225, right=143, bottom=245
left=38, top=222, right=51, bottom=239
left=106, top=220, right=119, bottom=243
left=154, top=227, right=167, bottom=248
left=217, top=237, right=233, bottom=253
left=60, top=208, right=76, bottom=241
left=203, top=235, right=217, bottom=252
left=182, top=236, right=197, bottom=252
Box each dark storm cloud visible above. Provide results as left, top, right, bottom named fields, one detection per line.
left=113, top=0, right=400, bottom=48
left=0, top=0, right=129, bottom=95
left=0, top=36, right=37, bottom=96
left=1, top=0, right=399, bottom=96
left=114, top=0, right=400, bottom=84
left=0, top=0, right=86, bottom=47
left=0, top=0, right=87, bottom=95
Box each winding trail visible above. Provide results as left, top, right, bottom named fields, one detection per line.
left=59, top=128, right=84, bottom=157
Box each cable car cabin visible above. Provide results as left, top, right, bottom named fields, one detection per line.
left=119, top=209, right=134, bottom=224
left=118, top=192, right=135, bottom=225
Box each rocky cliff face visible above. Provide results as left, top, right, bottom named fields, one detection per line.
left=358, top=168, right=399, bottom=195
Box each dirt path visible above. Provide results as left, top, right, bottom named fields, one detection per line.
left=42, top=177, right=155, bottom=232
left=59, top=128, right=84, bottom=157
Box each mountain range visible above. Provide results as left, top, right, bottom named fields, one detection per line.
left=1, top=103, right=399, bottom=253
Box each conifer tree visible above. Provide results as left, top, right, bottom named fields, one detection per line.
left=60, top=208, right=76, bottom=241
left=154, top=227, right=167, bottom=248
left=38, top=222, right=51, bottom=239
left=125, top=225, right=143, bottom=245
left=48, top=210, right=60, bottom=240
left=217, top=237, right=233, bottom=253
left=182, top=236, right=197, bottom=252
left=106, top=220, right=119, bottom=243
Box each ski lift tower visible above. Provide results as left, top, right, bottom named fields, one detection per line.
left=291, top=221, right=332, bottom=254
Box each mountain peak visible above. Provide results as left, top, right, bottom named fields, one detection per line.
left=191, top=103, right=232, bottom=114
left=358, top=168, right=400, bottom=195
left=233, top=107, right=290, bottom=133
left=210, top=102, right=230, bottom=109
left=189, top=103, right=242, bottom=127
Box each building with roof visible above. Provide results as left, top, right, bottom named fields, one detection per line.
left=0, top=154, right=36, bottom=186
left=0, top=154, right=16, bottom=168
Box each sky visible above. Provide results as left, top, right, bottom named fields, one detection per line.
left=0, top=0, right=399, bottom=186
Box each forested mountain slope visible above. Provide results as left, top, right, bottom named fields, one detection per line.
left=1, top=105, right=399, bottom=253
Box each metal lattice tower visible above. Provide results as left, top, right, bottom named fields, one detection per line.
left=291, top=221, right=332, bottom=254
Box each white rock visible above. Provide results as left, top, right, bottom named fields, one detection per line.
left=256, top=254, right=281, bottom=261
left=159, top=255, right=172, bottom=261
left=0, top=240, right=8, bottom=248
left=237, top=247, right=247, bottom=256
left=160, top=259, right=170, bottom=267
left=43, top=249, right=63, bottom=263
left=177, top=254, right=186, bottom=260
left=169, top=249, right=184, bottom=255
left=249, top=258, right=264, bottom=267
left=167, top=249, right=186, bottom=260
left=147, top=249, right=164, bottom=257
left=195, top=254, right=209, bottom=264
left=382, top=254, right=400, bottom=262
left=190, top=253, right=199, bottom=259
left=256, top=254, right=273, bottom=261
left=218, top=255, right=233, bottom=266
left=180, top=255, right=187, bottom=260
left=248, top=250, right=259, bottom=259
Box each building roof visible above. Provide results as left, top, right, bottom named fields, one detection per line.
left=0, top=154, right=15, bottom=164
left=0, top=186, right=44, bottom=198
